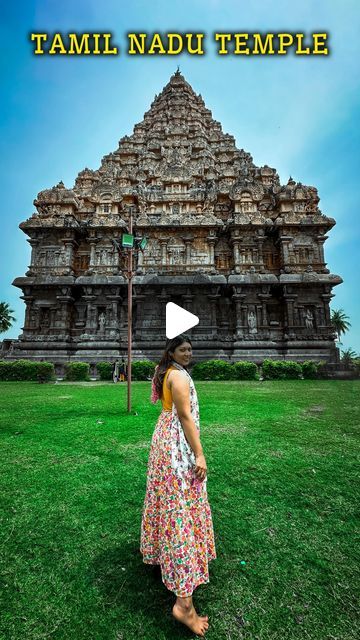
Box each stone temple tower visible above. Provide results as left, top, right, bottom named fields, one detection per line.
left=10, top=70, right=342, bottom=371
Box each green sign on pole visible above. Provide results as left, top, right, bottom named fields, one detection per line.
left=139, top=237, right=148, bottom=251
left=122, top=233, right=134, bottom=248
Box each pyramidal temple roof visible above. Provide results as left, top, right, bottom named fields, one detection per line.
left=131, top=69, right=237, bottom=148
left=80, top=69, right=262, bottom=188
left=28, top=70, right=331, bottom=229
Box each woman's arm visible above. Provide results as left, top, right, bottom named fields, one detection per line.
left=169, top=370, right=207, bottom=479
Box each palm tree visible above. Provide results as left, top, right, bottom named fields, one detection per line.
left=330, top=308, right=351, bottom=343
left=341, top=347, right=358, bottom=368
left=0, top=302, right=16, bottom=334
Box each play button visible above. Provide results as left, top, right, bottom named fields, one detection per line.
left=166, top=302, right=199, bottom=339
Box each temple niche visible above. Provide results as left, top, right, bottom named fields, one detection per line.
left=10, top=70, right=342, bottom=369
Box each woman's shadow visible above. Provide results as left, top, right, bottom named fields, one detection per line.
left=87, top=541, right=194, bottom=638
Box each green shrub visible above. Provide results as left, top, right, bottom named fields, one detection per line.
left=64, top=362, right=90, bottom=381
left=0, top=360, right=37, bottom=381
left=262, top=359, right=302, bottom=380
left=301, top=360, right=320, bottom=379
left=317, top=361, right=329, bottom=379
left=233, top=361, right=258, bottom=380
left=96, top=362, right=113, bottom=381
left=36, top=362, right=56, bottom=383
left=0, top=360, right=26, bottom=381
left=132, top=360, right=156, bottom=381
left=0, top=361, right=8, bottom=380
left=352, top=358, right=360, bottom=378
left=5, top=359, right=38, bottom=381
left=0, top=360, right=55, bottom=382
left=192, top=359, right=234, bottom=380
left=191, top=362, right=206, bottom=380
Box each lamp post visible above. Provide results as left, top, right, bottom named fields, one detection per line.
left=127, top=206, right=133, bottom=413
left=116, top=205, right=148, bottom=413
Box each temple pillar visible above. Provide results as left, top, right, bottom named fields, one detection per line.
left=26, top=238, right=39, bottom=275
left=182, top=292, right=194, bottom=309
left=185, top=240, right=192, bottom=265
left=89, top=242, right=97, bottom=267
left=50, top=308, right=56, bottom=329
left=229, top=232, right=242, bottom=272
left=207, top=237, right=215, bottom=268
left=257, top=293, right=271, bottom=326
left=158, top=288, right=169, bottom=330
left=105, top=291, right=122, bottom=331
left=21, top=295, right=35, bottom=331
left=316, top=235, right=328, bottom=268
left=112, top=301, right=117, bottom=324
left=133, top=293, right=145, bottom=338
left=83, top=293, right=96, bottom=331
left=56, top=289, right=75, bottom=334
left=160, top=239, right=167, bottom=266
left=233, top=241, right=240, bottom=266
left=119, top=298, right=125, bottom=327
left=74, top=304, right=86, bottom=329
left=256, top=235, right=265, bottom=270
left=240, top=303, right=247, bottom=327
left=60, top=239, right=77, bottom=275
left=120, top=298, right=128, bottom=336
left=279, top=236, right=293, bottom=268
left=232, top=290, right=246, bottom=337
left=207, top=293, right=220, bottom=336
left=321, top=293, right=332, bottom=325
left=136, top=250, right=144, bottom=273
left=315, top=305, right=324, bottom=327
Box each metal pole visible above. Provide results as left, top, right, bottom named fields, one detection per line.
left=127, top=206, right=133, bottom=413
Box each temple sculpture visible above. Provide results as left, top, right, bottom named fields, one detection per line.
left=9, top=70, right=342, bottom=371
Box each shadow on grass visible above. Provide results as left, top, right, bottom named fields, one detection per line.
left=87, top=542, right=191, bottom=638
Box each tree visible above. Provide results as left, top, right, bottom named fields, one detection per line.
left=340, top=348, right=358, bottom=368
left=330, top=308, right=351, bottom=343
left=0, top=302, right=16, bottom=334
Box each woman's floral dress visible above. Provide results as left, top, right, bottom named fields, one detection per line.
left=140, top=363, right=216, bottom=597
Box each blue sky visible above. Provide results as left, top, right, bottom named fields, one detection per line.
left=1, top=0, right=359, bottom=351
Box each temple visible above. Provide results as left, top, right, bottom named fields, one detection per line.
left=9, top=71, right=342, bottom=371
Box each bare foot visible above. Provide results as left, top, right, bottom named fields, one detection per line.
left=172, top=602, right=209, bottom=636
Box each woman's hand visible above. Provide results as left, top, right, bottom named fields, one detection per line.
left=194, top=453, right=207, bottom=481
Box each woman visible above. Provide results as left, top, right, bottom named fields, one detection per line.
left=140, top=334, right=216, bottom=636
left=112, top=359, right=119, bottom=384
left=119, top=357, right=127, bottom=382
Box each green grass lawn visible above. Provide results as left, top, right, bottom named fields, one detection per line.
left=0, top=380, right=359, bottom=640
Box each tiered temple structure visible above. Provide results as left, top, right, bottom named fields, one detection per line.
left=10, top=71, right=342, bottom=371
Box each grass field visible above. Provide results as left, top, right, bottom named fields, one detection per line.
left=0, top=380, right=359, bottom=640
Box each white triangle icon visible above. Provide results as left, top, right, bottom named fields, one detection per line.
left=166, top=302, right=199, bottom=339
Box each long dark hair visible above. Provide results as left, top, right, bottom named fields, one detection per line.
left=152, top=334, right=192, bottom=399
